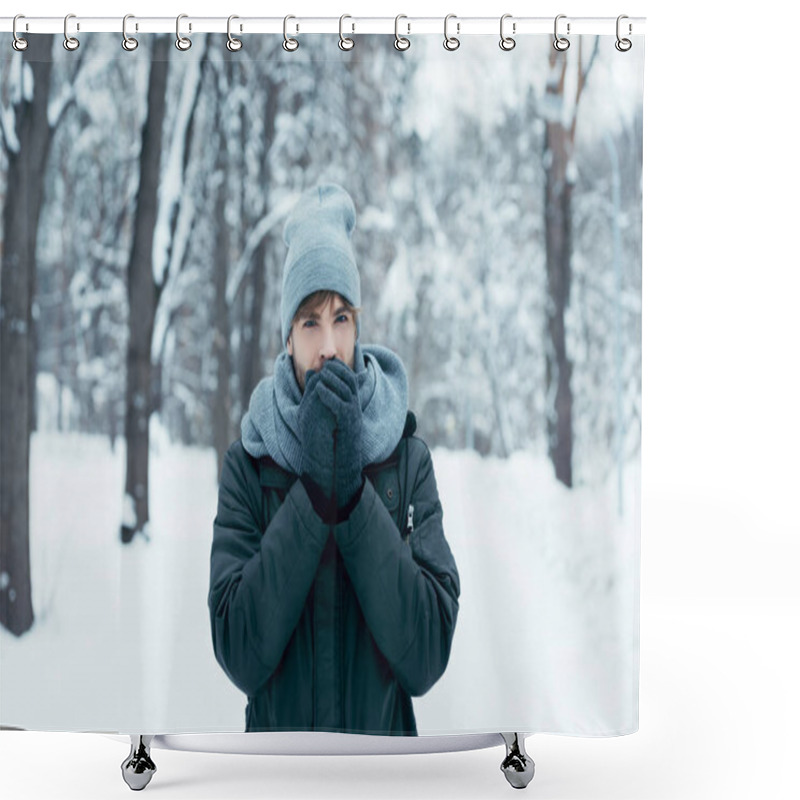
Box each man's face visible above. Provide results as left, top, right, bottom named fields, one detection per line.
left=287, top=293, right=357, bottom=392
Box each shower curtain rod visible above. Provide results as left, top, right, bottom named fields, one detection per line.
left=0, top=15, right=646, bottom=37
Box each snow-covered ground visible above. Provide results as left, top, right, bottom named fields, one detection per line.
left=0, top=421, right=639, bottom=736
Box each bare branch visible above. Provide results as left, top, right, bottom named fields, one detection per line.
left=225, top=195, right=298, bottom=307
left=0, top=103, right=16, bottom=154
left=49, top=43, right=87, bottom=130
left=50, top=94, right=77, bottom=132
left=571, top=36, right=601, bottom=141
left=577, top=35, right=601, bottom=102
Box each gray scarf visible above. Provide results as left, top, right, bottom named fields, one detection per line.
left=241, top=341, right=409, bottom=474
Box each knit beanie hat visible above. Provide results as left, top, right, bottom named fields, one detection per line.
left=280, top=184, right=362, bottom=347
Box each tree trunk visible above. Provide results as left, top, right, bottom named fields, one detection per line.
left=238, top=80, right=278, bottom=413
left=239, top=239, right=266, bottom=408
left=541, top=40, right=600, bottom=488
left=212, top=149, right=231, bottom=483
left=543, top=58, right=575, bottom=488
left=0, top=35, right=55, bottom=635
left=121, top=35, right=170, bottom=543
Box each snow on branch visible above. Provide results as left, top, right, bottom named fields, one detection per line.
left=225, top=193, right=299, bottom=307
left=151, top=52, right=204, bottom=288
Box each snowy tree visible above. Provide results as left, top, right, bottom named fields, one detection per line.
left=121, top=34, right=205, bottom=543
left=541, top=36, right=601, bottom=487
left=0, top=35, right=79, bottom=636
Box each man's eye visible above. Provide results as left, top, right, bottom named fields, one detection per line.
left=303, top=320, right=316, bottom=328
left=336, top=315, right=349, bottom=323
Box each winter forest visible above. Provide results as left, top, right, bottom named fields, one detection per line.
left=0, top=31, right=642, bottom=730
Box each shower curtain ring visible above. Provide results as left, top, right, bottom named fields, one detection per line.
left=283, top=15, right=299, bottom=51
left=63, top=13, right=80, bottom=51
left=339, top=15, right=355, bottom=50
left=553, top=14, right=570, bottom=51
left=176, top=13, right=192, bottom=50
left=227, top=15, right=243, bottom=51
left=394, top=15, right=410, bottom=51
left=12, top=15, right=28, bottom=51
left=499, top=14, right=516, bottom=51
left=122, top=15, right=138, bottom=51
left=615, top=15, right=632, bottom=51
left=443, top=14, right=460, bottom=51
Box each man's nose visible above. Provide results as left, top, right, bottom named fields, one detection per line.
left=319, top=326, right=337, bottom=361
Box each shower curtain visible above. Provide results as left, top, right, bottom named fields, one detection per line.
left=0, top=27, right=643, bottom=738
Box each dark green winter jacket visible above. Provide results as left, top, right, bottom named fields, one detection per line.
left=208, top=412, right=460, bottom=735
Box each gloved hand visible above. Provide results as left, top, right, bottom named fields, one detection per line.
left=316, top=358, right=364, bottom=509
left=298, top=369, right=337, bottom=500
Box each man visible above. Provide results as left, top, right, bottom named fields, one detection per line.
left=208, top=184, right=460, bottom=735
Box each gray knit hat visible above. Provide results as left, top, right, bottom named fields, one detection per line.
left=280, top=184, right=361, bottom=347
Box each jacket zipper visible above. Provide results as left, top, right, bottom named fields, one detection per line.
left=332, top=428, right=338, bottom=513
left=310, top=583, right=315, bottom=729
left=332, top=428, right=341, bottom=730
left=313, top=428, right=337, bottom=731
left=338, top=552, right=344, bottom=730
left=404, top=504, right=414, bottom=544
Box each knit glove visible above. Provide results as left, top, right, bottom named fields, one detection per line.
left=298, top=369, right=337, bottom=500
left=316, top=358, right=364, bottom=509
